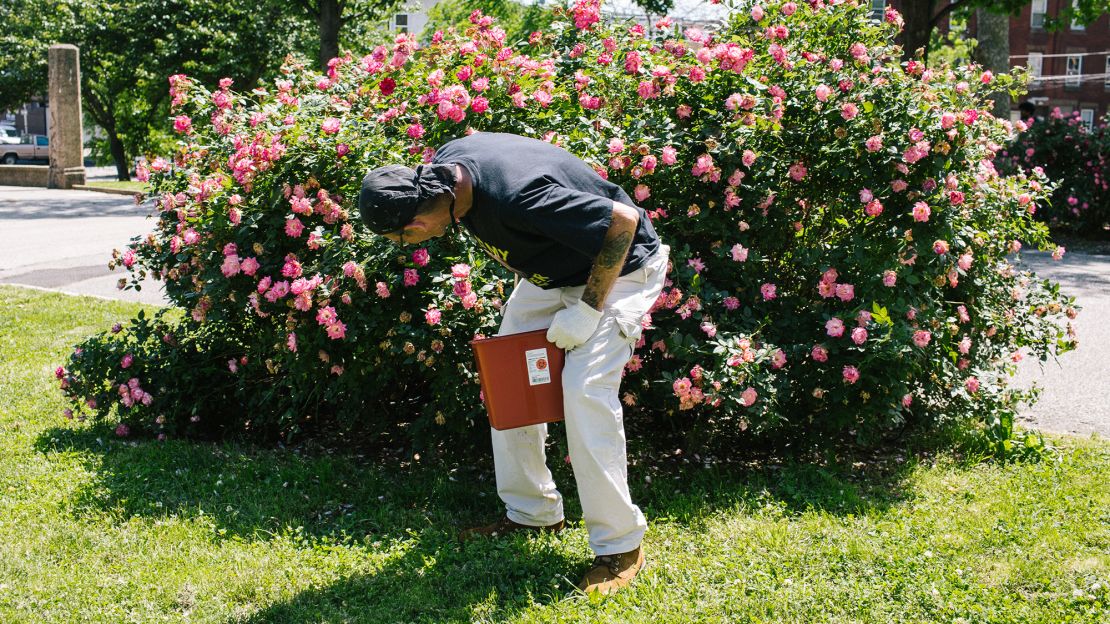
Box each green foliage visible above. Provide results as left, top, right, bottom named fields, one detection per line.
left=422, top=0, right=559, bottom=45
left=57, top=1, right=1076, bottom=459
left=928, top=15, right=976, bottom=67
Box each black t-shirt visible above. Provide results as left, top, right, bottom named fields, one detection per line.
left=432, top=132, right=660, bottom=289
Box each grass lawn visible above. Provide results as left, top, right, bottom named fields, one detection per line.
left=1, top=284, right=1107, bottom=623
left=85, top=180, right=150, bottom=193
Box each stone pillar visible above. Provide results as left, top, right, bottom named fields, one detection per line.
left=48, top=44, right=86, bottom=189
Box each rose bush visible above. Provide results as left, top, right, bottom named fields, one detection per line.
left=59, top=0, right=1076, bottom=457
left=998, top=108, right=1109, bottom=236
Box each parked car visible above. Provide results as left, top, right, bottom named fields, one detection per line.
left=1, top=134, right=48, bottom=164
left=0, top=126, right=19, bottom=145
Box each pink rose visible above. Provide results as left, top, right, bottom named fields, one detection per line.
left=826, top=318, right=845, bottom=337
left=815, top=84, right=831, bottom=102
left=661, top=146, right=678, bottom=165
left=731, top=244, right=749, bottom=262
left=173, top=115, right=192, bottom=134
left=835, top=283, right=855, bottom=302
left=740, top=387, right=758, bottom=406
left=882, top=270, right=897, bottom=287
left=842, top=365, right=860, bottom=384
left=933, top=240, right=950, bottom=255
left=811, top=345, right=829, bottom=362
left=761, top=283, right=777, bottom=300
left=912, top=201, right=931, bottom=222
left=912, top=330, right=931, bottom=348
left=321, top=117, right=341, bottom=134
left=403, top=269, right=419, bottom=287
left=425, top=309, right=442, bottom=325
left=451, top=263, right=471, bottom=279
left=965, top=376, right=980, bottom=393
left=412, top=248, right=430, bottom=267
left=851, top=327, right=868, bottom=345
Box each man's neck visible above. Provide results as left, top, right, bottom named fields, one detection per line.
left=452, top=164, right=474, bottom=220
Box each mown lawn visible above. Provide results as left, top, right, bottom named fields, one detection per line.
left=85, top=180, right=150, bottom=193
left=0, top=284, right=1107, bottom=623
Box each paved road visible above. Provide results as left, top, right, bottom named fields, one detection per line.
left=0, top=186, right=1105, bottom=436
left=0, top=186, right=167, bottom=306
left=1013, top=251, right=1109, bottom=438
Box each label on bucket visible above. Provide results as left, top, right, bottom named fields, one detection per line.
left=525, top=348, right=551, bottom=386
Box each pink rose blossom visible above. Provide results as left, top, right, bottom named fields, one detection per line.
left=815, top=84, right=831, bottom=102
left=826, top=318, right=845, bottom=337
left=851, top=327, right=868, bottom=345
left=731, top=244, right=749, bottom=262
left=912, top=201, right=931, bottom=222
left=811, top=345, right=829, bottom=362
left=912, top=330, right=932, bottom=348
left=788, top=162, right=807, bottom=181
left=772, top=349, right=787, bottom=368
left=321, top=117, right=341, bottom=134
left=425, top=309, right=442, bottom=325
left=284, top=217, right=304, bottom=238
left=121, top=354, right=133, bottom=369
left=882, top=270, right=897, bottom=287
left=173, top=115, right=192, bottom=134
left=835, top=283, right=855, bottom=302
left=761, top=283, right=777, bottom=300
left=965, top=376, right=980, bottom=393
left=375, top=282, right=390, bottom=298
left=865, top=135, right=883, bottom=151
left=740, top=387, right=758, bottom=406
left=403, top=269, right=419, bottom=287
left=840, top=102, right=858, bottom=120
left=933, top=240, right=950, bottom=255
left=412, top=248, right=430, bottom=267
left=661, top=146, right=678, bottom=165
left=842, top=365, right=860, bottom=384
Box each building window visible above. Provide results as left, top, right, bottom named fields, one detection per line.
left=1065, top=54, right=1083, bottom=88
left=1027, top=52, right=1044, bottom=88
left=1080, top=108, right=1095, bottom=129
left=1105, top=56, right=1110, bottom=90
left=392, top=13, right=408, bottom=33
left=869, top=0, right=886, bottom=21
left=1031, top=0, right=1047, bottom=30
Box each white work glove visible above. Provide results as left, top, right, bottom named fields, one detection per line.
left=546, top=300, right=603, bottom=351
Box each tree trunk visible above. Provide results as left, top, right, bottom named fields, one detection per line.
left=899, top=0, right=937, bottom=61
left=974, top=8, right=1011, bottom=119
left=84, top=90, right=131, bottom=181
left=107, top=130, right=130, bottom=181
left=319, top=0, right=342, bottom=71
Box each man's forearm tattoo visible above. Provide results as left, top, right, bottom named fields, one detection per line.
left=582, top=230, right=634, bottom=310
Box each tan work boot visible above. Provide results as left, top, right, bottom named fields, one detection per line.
left=458, top=516, right=565, bottom=542
left=577, top=545, right=645, bottom=595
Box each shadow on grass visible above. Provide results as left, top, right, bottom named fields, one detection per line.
left=34, top=422, right=924, bottom=621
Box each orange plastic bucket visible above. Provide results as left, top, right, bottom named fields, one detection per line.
left=470, top=329, right=565, bottom=430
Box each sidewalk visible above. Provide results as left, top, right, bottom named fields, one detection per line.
left=0, top=186, right=167, bottom=306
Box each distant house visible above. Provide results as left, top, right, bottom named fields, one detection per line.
left=882, top=0, right=1110, bottom=125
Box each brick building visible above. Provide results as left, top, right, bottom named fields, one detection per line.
left=880, top=0, right=1109, bottom=125
left=1010, top=0, right=1110, bottom=124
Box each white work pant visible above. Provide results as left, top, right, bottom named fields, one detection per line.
left=492, top=246, right=669, bottom=556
